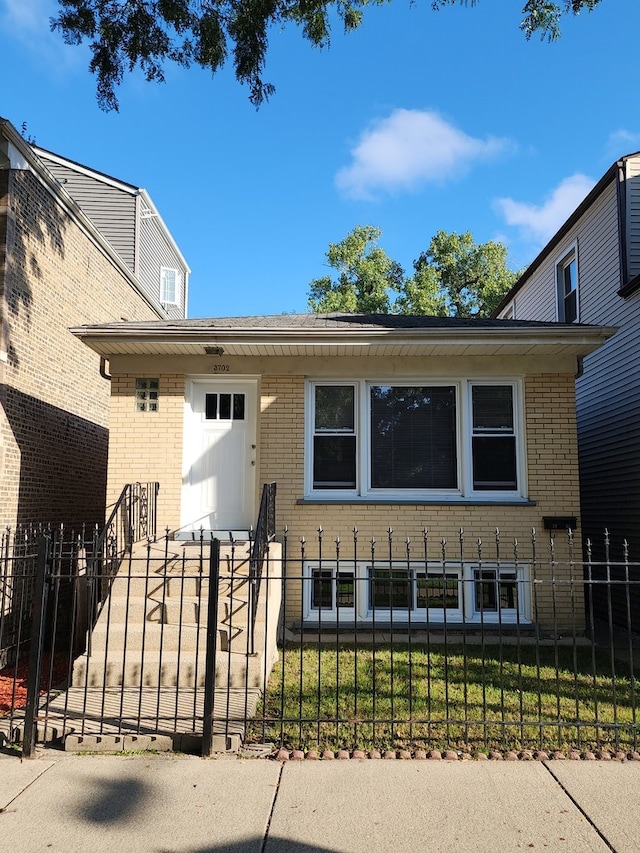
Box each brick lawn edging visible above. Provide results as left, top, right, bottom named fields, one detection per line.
left=273, top=748, right=640, bottom=762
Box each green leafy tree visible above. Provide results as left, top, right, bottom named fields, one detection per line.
left=396, top=230, right=519, bottom=318
left=52, top=0, right=602, bottom=111
left=308, top=225, right=404, bottom=314
left=308, top=226, right=519, bottom=317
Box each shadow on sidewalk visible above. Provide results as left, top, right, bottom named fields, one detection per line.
left=77, top=776, right=149, bottom=824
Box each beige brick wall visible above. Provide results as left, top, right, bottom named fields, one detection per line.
left=107, top=367, right=584, bottom=632
left=0, top=167, right=162, bottom=530
left=258, top=372, right=583, bottom=633
left=107, top=374, right=184, bottom=529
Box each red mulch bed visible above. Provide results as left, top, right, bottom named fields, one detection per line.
left=0, top=654, right=70, bottom=716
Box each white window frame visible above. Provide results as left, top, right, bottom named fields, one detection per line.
left=555, top=244, right=579, bottom=323
left=464, top=563, right=531, bottom=625
left=306, top=563, right=358, bottom=620
left=160, top=266, right=181, bottom=306
left=465, top=380, right=523, bottom=500
left=305, top=379, right=525, bottom=501
left=303, top=561, right=530, bottom=625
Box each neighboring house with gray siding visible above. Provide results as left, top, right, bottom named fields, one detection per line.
left=34, top=148, right=190, bottom=319
left=494, top=153, right=640, bottom=568
left=0, top=117, right=190, bottom=531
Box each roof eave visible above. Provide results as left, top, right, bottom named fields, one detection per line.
left=70, top=323, right=617, bottom=358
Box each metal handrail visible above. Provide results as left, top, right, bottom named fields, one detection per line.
left=248, top=483, right=276, bottom=654
left=91, top=481, right=159, bottom=605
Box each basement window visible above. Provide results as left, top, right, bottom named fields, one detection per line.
left=304, top=561, right=530, bottom=625
left=135, top=378, right=159, bottom=412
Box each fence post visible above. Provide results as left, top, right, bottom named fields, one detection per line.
left=22, top=534, right=51, bottom=759
left=202, top=538, right=220, bottom=757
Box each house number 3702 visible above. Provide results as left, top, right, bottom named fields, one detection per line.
left=211, top=364, right=231, bottom=373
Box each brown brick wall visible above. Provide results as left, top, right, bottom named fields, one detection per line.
left=0, top=167, right=162, bottom=530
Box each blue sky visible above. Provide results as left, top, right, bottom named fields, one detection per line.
left=1, top=0, right=639, bottom=318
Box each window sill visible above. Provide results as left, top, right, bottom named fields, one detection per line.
left=297, top=497, right=536, bottom=507
left=293, top=620, right=535, bottom=634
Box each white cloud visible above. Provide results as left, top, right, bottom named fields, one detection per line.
left=335, top=109, right=513, bottom=200
left=606, top=129, right=640, bottom=157
left=2, top=0, right=52, bottom=38
left=495, top=174, right=596, bottom=245
left=0, top=0, right=81, bottom=70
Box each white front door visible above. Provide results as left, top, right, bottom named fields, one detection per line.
left=181, top=379, right=257, bottom=534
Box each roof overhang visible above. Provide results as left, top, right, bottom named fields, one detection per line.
left=70, top=321, right=617, bottom=360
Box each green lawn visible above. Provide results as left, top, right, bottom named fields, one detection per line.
left=249, top=642, right=639, bottom=754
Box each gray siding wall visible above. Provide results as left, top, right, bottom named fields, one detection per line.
left=625, top=155, right=640, bottom=281
left=499, top=179, right=640, bottom=556
left=138, top=201, right=188, bottom=319
left=37, top=155, right=137, bottom=271
left=500, top=182, right=620, bottom=324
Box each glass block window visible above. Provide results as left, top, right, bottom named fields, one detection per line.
left=135, top=378, right=159, bottom=412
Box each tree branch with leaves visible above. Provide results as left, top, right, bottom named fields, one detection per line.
left=308, top=226, right=520, bottom=317
left=51, top=0, right=603, bottom=110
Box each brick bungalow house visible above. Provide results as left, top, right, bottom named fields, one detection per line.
left=70, top=312, right=614, bottom=633
left=0, top=117, right=189, bottom=531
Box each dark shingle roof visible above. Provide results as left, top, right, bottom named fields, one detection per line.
left=77, top=312, right=581, bottom=332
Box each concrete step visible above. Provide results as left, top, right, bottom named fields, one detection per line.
left=72, top=649, right=268, bottom=689
left=104, top=571, right=249, bottom=598
left=96, top=595, right=165, bottom=623
left=105, top=575, right=208, bottom=600
left=86, top=616, right=267, bottom=655
left=100, top=588, right=253, bottom=624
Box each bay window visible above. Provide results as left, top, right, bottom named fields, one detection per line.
left=307, top=380, right=523, bottom=499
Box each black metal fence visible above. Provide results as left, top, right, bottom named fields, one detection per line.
left=253, top=527, right=640, bottom=755
left=0, top=483, right=159, bottom=670
left=2, top=524, right=639, bottom=758
left=0, top=525, right=278, bottom=757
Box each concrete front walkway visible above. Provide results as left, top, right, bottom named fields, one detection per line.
left=1, top=751, right=638, bottom=852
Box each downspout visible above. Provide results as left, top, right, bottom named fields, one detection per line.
left=99, top=357, right=111, bottom=381
left=617, top=160, right=629, bottom=287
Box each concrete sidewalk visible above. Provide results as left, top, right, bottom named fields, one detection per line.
left=1, top=751, right=637, bottom=852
